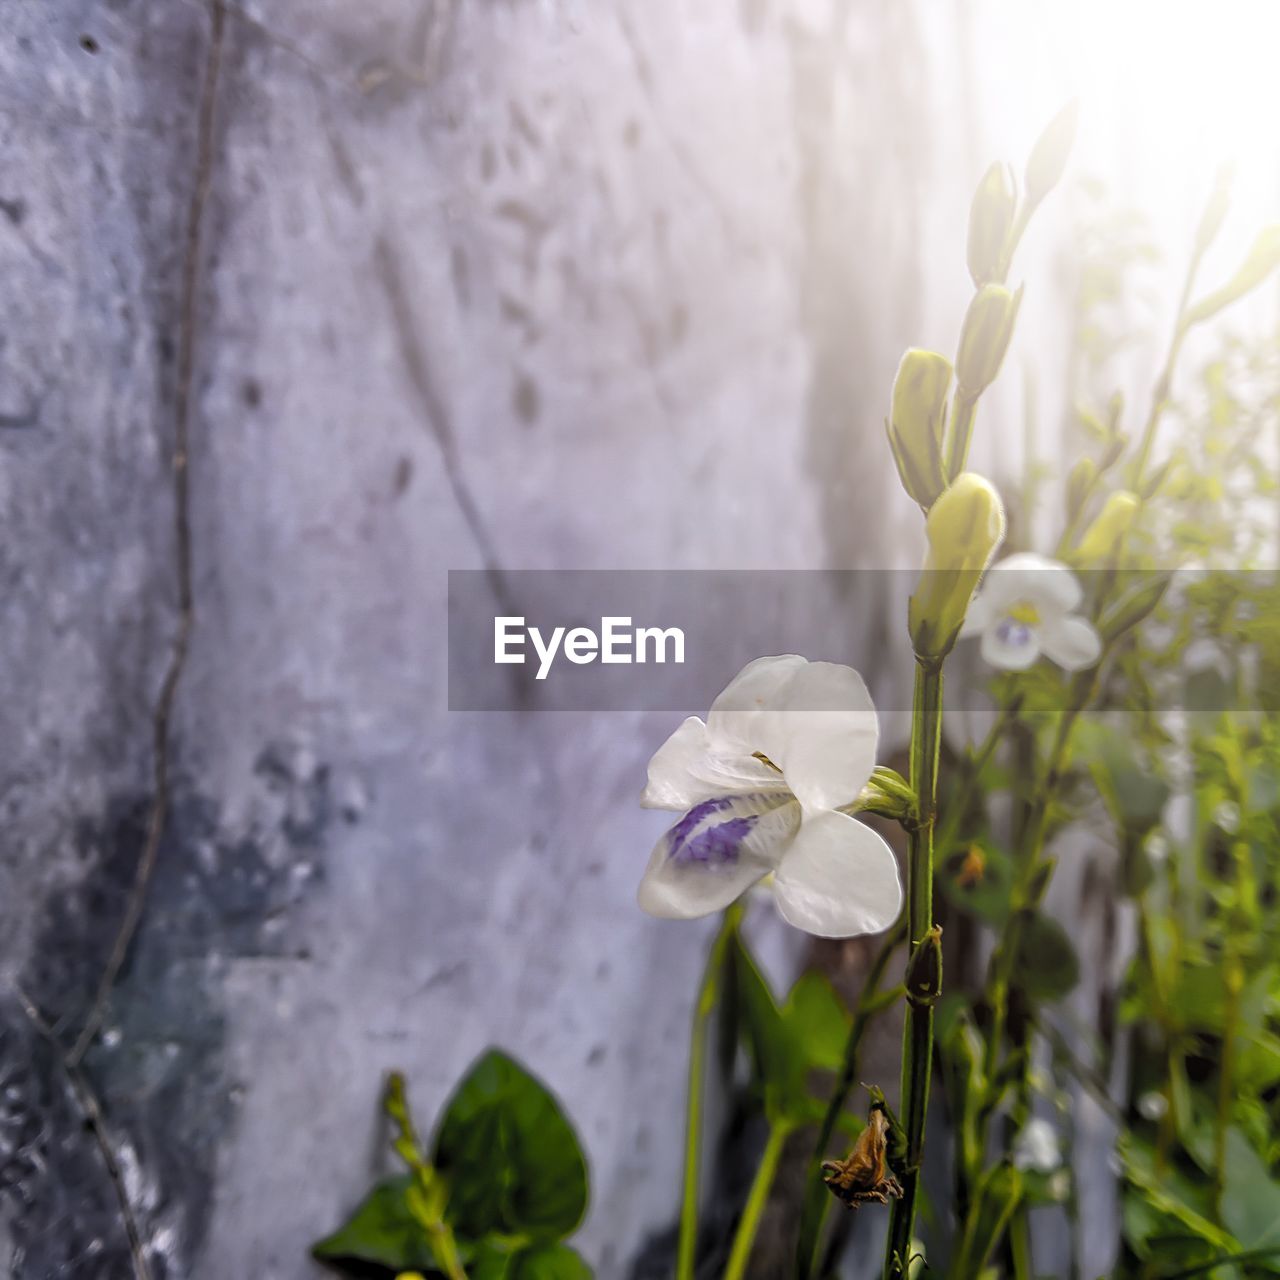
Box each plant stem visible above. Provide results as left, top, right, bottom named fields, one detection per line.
left=884, top=659, right=945, bottom=1280
left=796, top=917, right=906, bottom=1280
left=981, top=684, right=1087, bottom=1089
left=428, top=1223, right=470, bottom=1280
left=723, top=1121, right=792, bottom=1280
left=945, top=392, right=979, bottom=481
left=1131, top=242, right=1204, bottom=490
left=935, top=692, right=1023, bottom=859
left=676, top=907, right=740, bottom=1280
left=1211, top=956, right=1240, bottom=1217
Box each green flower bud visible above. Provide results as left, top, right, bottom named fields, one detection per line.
left=967, top=162, right=1017, bottom=286
left=905, top=925, right=943, bottom=1007
left=909, top=473, right=1007, bottom=660
left=1025, top=100, right=1079, bottom=208
left=1075, top=490, right=1139, bottom=563
left=956, top=284, right=1023, bottom=397
left=1185, top=223, right=1280, bottom=328
left=1099, top=572, right=1171, bottom=642
left=887, top=349, right=953, bottom=508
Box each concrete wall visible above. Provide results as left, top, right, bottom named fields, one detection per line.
left=5, top=2, right=1266, bottom=1278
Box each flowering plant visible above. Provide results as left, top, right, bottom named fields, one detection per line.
left=314, top=108, right=1280, bottom=1280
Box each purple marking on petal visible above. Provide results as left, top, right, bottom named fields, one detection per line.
left=995, top=617, right=1033, bottom=648
left=666, top=795, right=770, bottom=867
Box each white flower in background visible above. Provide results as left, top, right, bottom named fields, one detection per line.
left=1012, top=1116, right=1061, bottom=1173
left=1144, top=831, right=1171, bottom=865
left=961, top=552, right=1101, bottom=671
left=1138, top=1091, right=1169, bottom=1122
left=638, top=656, right=902, bottom=938
left=1213, top=800, right=1241, bottom=834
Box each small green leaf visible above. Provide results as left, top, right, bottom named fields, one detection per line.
left=735, top=938, right=856, bottom=1122
left=782, top=971, right=851, bottom=1072
left=734, top=936, right=797, bottom=1115
left=1222, top=1128, right=1280, bottom=1256
left=1011, top=910, right=1079, bottom=1001
left=310, top=1175, right=433, bottom=1271
left=473, top=1243, right=593, bottom=1280
left=512, top=1244, right=595, bottom=1279
left=1077, top=720, right=1170, bottom=834
left=434, top=1050, right=589, bottom=1242
left=1185, top=224, right=1280, bottom=328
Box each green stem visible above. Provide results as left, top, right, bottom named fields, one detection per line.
left=945, top=392, right=979, bottom=481
left=1211, top=961, right=1240, bottom=1216
left=1131, top=242, right=1204, bottom=490
left=723, top=1121, right=792, bottom=1280
left=676, top=908, right=739, bottom=1280
left=935, top=692, right=1023, bottom=858
left=884, top=659, right=945, bottom=1280
left=981, top=687, right=1086, bottom=1090
left=796, top=918, right=906, bottom=1280
left=429, top=1224, right=470, bottom=1280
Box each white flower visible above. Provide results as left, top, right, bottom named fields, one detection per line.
left=637, top=656, right=902, bottom=938
left=1213, top=800, right=1241, bottom=834
left=1012, top=1116, right=1061, bottom=1173
left=1137, top=1090, right=1168, bottom=1121
left=961, top=552, right=1101, bottom=671
left=1144, top=831, right=1171, bottom=864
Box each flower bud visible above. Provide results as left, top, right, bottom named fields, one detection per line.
left=909, top=473, right=1007, bottom=660
left=967, top=162, right=1016, bottom=286
left=1098, top=572, right=1170, bottom=641
left=1075, top=490, right=1139, bottom=563
left=956, top=284, right=1023, bottom=397
left=905, top=925, right=943, bottom=1007
left=887, top=349, right=953, bottom=508
left=1025, top=100, right=1079, bottom=209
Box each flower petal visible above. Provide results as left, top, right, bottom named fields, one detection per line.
left=980, top=552, right=1082, bottom=617
left=960, top=592, right=995, bottom=639
left=642, top=716, right=784, bottom=811
left=1039, top=615, right=1102, bottom=671
left=980, top=619, right=1042, bottom=670
left=750, top=662, right=880, bottom=810
left=638, top=795, right=801, bottom=920
left=772, top=811, right=902, bottom=937
left=706, top=654, right=808, bottom=754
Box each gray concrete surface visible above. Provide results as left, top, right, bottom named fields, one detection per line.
left=0, top=3, right=943, bottom=1276
left=4, top=2, right=1265, bottom=1278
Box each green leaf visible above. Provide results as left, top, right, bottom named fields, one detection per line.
left=474, top=1243, right=594, bottom=1280
left=1077, top=720, right=1170, bottom=833
left=782, top=970, right=851, bottom=1072
left=311, top=1175, right=433, bottom=1271
left=1011, top=910, right=1080, bottom=1002
left=1185, top=224, right=1280, bottom=328
left=734, top=937, right=857, bottom=1122
left=1222, top=1128, right=1280, bottom=1258
left=434, top=1050, right=589, bottom=1242
left=734, top=936, right=797, bottom=1116
left=512, top=1244, right=594, bottom=1279
left=1121, top=1136, right=1239, bottom=1254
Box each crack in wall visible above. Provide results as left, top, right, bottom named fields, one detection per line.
left=374, top=232, right=518, bottom=618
